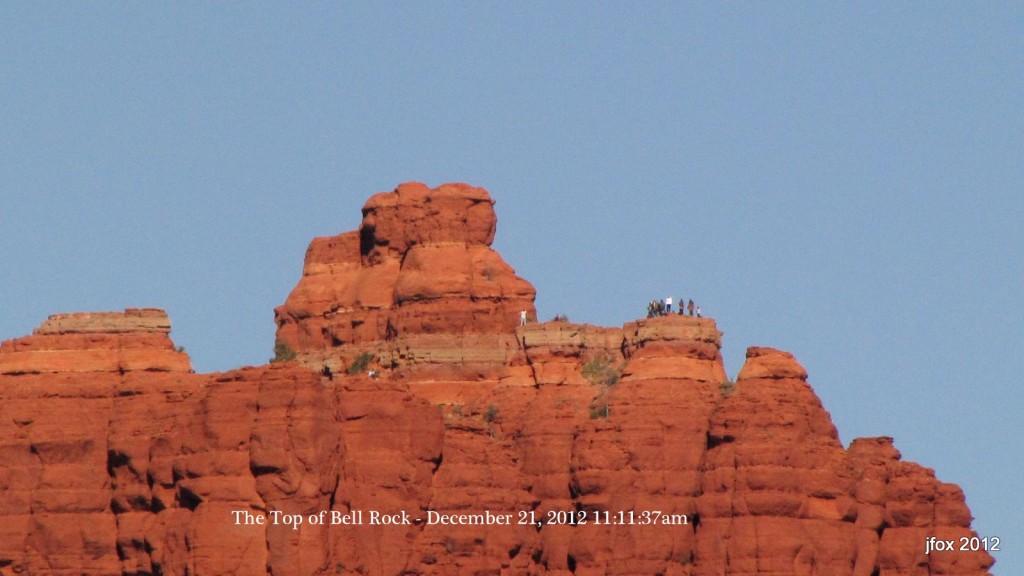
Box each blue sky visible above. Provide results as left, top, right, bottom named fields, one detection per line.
left=2, top=4, right=1020, bottom=571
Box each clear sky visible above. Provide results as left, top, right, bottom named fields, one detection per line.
left=2, top=3, right=1020, bottom=572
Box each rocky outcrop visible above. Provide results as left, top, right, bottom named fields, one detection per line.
left=274, top=182, right=536, bottom=379
left=0, top=309, right=193, bottom=575
left=0, top=183, right=994, bottom=575
left=846, top=437, right=992, bottom=576
left=693, top=347, right=993, bottom=576
left=0, top=308, right=190, bottom=374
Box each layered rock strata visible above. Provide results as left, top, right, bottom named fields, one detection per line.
left=274, top=182, right=536, bottom=380
left=0, top=308, right=190, bottom=374
left=694, top=347, right=991, bottom=575
left=0, top=183, right=993, bottom=575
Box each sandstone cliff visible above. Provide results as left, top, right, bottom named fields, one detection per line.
left=0, top=183, right=993, bottom=575
left=273, top=181, right=536, bottom=382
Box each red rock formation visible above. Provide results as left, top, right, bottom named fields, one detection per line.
left=0, top=309, right=190, bottom=374
left=0, top=184, right=994, bottom=575
left=274, top=182, right=536, bottom=380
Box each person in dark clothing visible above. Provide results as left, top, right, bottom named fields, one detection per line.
left=687, top=299, right=695, bottom=316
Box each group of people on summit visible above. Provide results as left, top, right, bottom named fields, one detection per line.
left=517, top=297, right=702, bottom=327
left=647, top=297, right=700, bottom=318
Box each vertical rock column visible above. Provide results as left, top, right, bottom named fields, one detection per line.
left=0, top=309, right=192, bottom=576
left=567, top=316, right=727, bottom=575
left=695, top=347, right=856, bottom=576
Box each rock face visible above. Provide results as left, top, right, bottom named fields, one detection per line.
left=0, top=183, right=994, bottom=575
left=695, top=347, right=991, bottom=575
left=0, top=308, right=191, bottom=375
left=274, top=182, right=537, bottom=380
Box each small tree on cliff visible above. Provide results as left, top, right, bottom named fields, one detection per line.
left=346, top=352, right=375, bottom=375
left=270, top=342, right=297, bottom=363
left=583, top=354, right=626, bottom=419
left=582, top=354, right=624, bottom=387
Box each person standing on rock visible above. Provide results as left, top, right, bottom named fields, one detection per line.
left=665, top=296, right=672, bottom=314
left=696, top=305, right=702, bottom=318
left=688, top=299, right=695, bottom=316
left=520, top=310, right=527, bottom=326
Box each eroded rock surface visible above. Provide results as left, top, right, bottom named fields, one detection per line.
left=0, top=184, right=993, bottom=575
left=274, top=182, right=536, bottom=381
